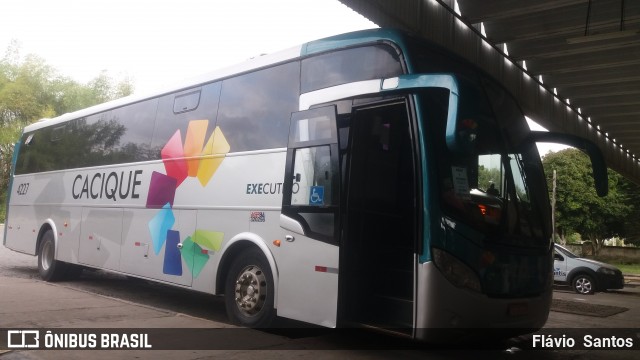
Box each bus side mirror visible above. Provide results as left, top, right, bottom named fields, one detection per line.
left=406, top=75, right=468, bottom=154
left=527, top=131, right=608, bottom=197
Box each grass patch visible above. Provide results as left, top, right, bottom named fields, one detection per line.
left=610, top=262, right=640, bottom=275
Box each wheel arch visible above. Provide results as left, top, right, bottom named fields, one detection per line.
left=215, top=232, right=279, bottom=306
left=36, top=220, right=58, bottom=256
left=567, top=267, right=598, bottom=288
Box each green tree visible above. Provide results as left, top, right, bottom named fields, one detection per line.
left=619, top=177, right=640, bottom=246
left=542, top=148, right=633, bottom=253
left=478, top=164, right=501, bottom=191
left=0, top=41, right=134, bottom=221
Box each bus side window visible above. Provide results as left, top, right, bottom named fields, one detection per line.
left=110, top=99, right=159, bottom=162
left=216, top=61, right=300, bottom=152
left=14, top=132, right=35, bottom=175
left=291, top=145, right=334, bottom=207
left=283, top=106, right=339, bottom=243
left=173, top=90, right=201, bottom=114
left=151, top=83, right=221, bottom=157
left=301, top=44, right=403, bottom=93
left=50, top=125, right=66, bottom=142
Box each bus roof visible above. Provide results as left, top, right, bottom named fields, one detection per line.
left=24, top=28, right=403, bottom=134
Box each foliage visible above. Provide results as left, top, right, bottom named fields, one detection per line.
left=0, top=41, right=134, bottom=222
left=478, top=165, right=501, bottom=191
left=542, top=148, right=640, bottom=253
left=565, top=232, right=583, bottom=245
left=618, top=179, right=640, bottom=247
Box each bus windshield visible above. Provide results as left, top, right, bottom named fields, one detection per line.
left=426, top=80, right=549, bottom=247
left=416, top=71, right=551, bottom=248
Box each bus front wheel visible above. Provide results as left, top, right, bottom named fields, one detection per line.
left=224, top=248, right=275, bottom=327
left=38, top=229, right=67, bottom=282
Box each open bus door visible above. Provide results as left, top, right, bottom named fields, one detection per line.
left=341, top=98, right=417, bottom=334
left=278, top=106, right=341, bottom=327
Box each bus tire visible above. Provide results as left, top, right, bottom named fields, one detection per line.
left=37, top=229, right=67, bottom=282
left=224, top=248, right=275, bottom=328
left=572, top=274, right=595, bottom=295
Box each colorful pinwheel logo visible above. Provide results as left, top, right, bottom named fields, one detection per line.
left=145, top=120, right=230, bottom=277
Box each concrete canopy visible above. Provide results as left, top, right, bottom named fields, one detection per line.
left=339, top=0, right=640, bottom=184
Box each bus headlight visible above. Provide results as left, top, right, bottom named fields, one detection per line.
left=432, top=248, right=482, bottom=293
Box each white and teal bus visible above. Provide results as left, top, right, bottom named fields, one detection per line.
left=4, top=29, right=607, bottom=341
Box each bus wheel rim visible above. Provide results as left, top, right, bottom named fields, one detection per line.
left=234, top=265, right=267, bottom=316
left=42, top=241, right=54, bottom=271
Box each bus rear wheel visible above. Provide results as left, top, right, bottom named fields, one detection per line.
left=38, top=229, right=67, bottom=282
left=224, top=248, right=275, bottom=327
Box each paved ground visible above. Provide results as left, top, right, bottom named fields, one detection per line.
left=1, top=224, right=639, bottom=359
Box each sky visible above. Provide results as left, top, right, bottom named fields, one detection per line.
left=527, top=118, right=568, bottom=156
left=1, top=0, right=565, bottom=155
left=1, top=0, right=377, bottom=94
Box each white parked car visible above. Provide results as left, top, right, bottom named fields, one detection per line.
left=553, top=243, right=624, bottom=294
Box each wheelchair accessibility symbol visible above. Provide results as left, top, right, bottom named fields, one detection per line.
left=309, top=186, right=324, bottom=206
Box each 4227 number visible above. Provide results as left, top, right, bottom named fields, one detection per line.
left=16, top=183, right=30, bottom=196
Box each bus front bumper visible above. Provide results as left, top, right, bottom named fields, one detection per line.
left=415, top=261, right=552, bottom=343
